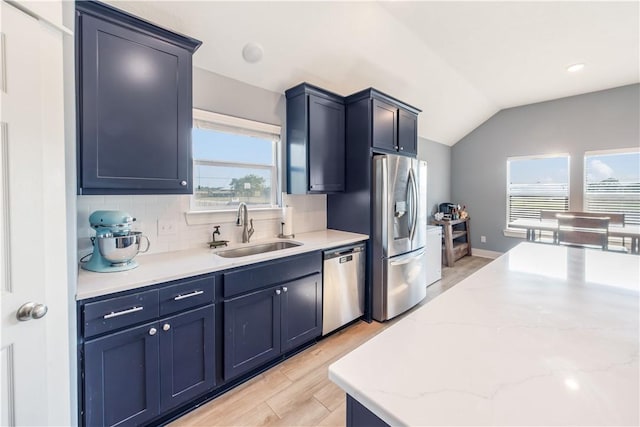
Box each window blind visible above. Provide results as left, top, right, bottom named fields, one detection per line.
left=507, top=155, right=570, bottom=224
left=584, top=150, right=640, bottom=226
left=193, top=109, right=280, bottom=142
left=508, top=183, right=569, bottom=222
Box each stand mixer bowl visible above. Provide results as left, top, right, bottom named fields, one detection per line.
left=96, top=231, right=150, bottom=266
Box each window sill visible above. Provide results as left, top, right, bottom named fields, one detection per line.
left=185, top=207, right=282, bottom=226
left=503, top=228, right=527, bottom=239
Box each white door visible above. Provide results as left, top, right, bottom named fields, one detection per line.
left=0, top=2, right=71, bottom=425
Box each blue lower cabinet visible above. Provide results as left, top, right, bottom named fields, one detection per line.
left=346, top=394, right=390, bottom=427
left=83, top=305, right=215, bottom=426
left=281, top=273, right=322, bottom=352
left=223, top=273, right=323, bottom=381
left=84, top=321, right=160, bottom=427
left=224, top=287, right=282, bottom=381
left=159, top=305, right=215, bottom=412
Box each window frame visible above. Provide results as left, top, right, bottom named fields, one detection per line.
left=190, top=108, right=282, bottom=213
left=583, top=147, right=640, bottom=225
left=505, top=153, right=571, bottom=230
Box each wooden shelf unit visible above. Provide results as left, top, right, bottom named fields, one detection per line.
left=433, top=218, right=472, bottom=267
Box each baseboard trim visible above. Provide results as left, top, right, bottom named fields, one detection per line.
left=472, top=248, right=502, bottom=259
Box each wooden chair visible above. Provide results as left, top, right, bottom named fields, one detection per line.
left=557, top=215, right=610, bottom=250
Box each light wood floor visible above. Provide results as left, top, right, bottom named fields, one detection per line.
left=170, top=255, right=494, bottom=427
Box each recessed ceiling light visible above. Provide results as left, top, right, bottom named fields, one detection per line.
left=567, top=63, right=585, bottom=73
left=242, top=42, right=264, bottom=64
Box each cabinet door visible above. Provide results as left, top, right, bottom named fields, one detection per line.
left=224, top=287, right=281, bottom=380
left=281, top=273, right=322, bottom=352
left=159, top=305, right=215, bottom=412
left=372, top=99, right=397, bottom=152
left=308, top=95, right=345, bottom=192
left=398, top=108, right=417, bottom=156
left=84, top=322, right=159, bottom=427
left=78, top=13, right=192, bottom=194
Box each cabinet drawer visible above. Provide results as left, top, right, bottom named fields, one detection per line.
left=83, top=290, right=159, bottom=338
left=159, top=275, right=215, bottom=316
left=223, top=252, right=321, bottom=299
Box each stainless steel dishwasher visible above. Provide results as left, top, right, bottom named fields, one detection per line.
left=322, top=243, right=365, bottom=335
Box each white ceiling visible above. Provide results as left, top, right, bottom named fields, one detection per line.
left=107, top=1, right=639, bottom=146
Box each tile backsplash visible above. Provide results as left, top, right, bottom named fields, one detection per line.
left=77, top=193, right=327, bottom=258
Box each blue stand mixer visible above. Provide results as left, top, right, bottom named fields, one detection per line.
left=82, top=210, right=150, bottom=273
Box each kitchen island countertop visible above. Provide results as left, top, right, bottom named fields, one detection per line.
left=77, top=229, right=367, bottom=300
left=329, top=242, right=639, bottom=426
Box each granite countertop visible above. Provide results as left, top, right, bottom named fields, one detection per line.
left=329, top=242, right=640, bottom=426
left=77, top=229, right=368, bottom=300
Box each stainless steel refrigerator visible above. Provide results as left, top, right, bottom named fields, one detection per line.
left=372, top=154, right=428, bottom=321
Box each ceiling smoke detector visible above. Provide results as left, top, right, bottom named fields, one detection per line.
left=242, top=42, right=264, bottom=64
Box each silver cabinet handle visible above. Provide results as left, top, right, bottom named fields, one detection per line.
left=16, top=302, right=48, bottom=321
left=163, top=323, right=170, bottom=331
left=282, top=287, right=288, bottom=293
left=174, top=290, right=204, bottom=301
left=149, top=327, right=157, bottom=336
left=275, top=289, right=281, bottom=295
left=103, top=306, right=143, bottom=319
left=180, top=180, right=187, bottom=186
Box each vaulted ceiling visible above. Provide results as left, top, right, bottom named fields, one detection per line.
left=107, top=1, right=639, bottom=146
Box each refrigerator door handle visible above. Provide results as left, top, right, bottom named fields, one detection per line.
left=408, top=167, right=418, bottom=241
left=390, top=250, right=426, bottom=266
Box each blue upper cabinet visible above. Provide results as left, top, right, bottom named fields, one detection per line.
left=286, top=83, right=345, bottom=194
left=347, top=88, right=420, bottom=157
left=76, top=1, right=202, bottom=195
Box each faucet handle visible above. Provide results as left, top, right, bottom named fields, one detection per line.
left=213, top=225, right=221, bottom=235
left=248, top=219, right=255, bottom=237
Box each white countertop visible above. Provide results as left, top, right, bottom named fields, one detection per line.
left=77, top=229, right=368, bottom=300
left=329, top=242, right=640, bottom=426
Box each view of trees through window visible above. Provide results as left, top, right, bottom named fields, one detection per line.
left=192, top=127, right=277, bottom=210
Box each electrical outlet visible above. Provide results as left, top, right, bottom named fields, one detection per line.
left=480, top=235, right=487, bottom=243
left=157, top=219, right=176, bottom=235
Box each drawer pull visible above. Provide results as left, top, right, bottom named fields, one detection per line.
left=174, top=290, right=204, bottom=301
left=103, top=306, right=143, bottom=319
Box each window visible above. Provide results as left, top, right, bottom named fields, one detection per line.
left=507, top=155, right=570, bottom=224
left=584, top=149, right=640, bottom=225
left=192, top=109, right=280, bottom=211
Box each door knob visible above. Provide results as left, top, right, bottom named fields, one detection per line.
left=16, top=302, right=48, bottom=321
left=163, top=323, right=171, bottom=331
left=275, top=289, right=281, bottom=295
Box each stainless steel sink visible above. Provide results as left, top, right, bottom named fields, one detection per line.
left=214, top=241, right=302, bottom=258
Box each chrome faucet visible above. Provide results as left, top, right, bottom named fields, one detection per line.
left=236, top=202, right=255, bottom=243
